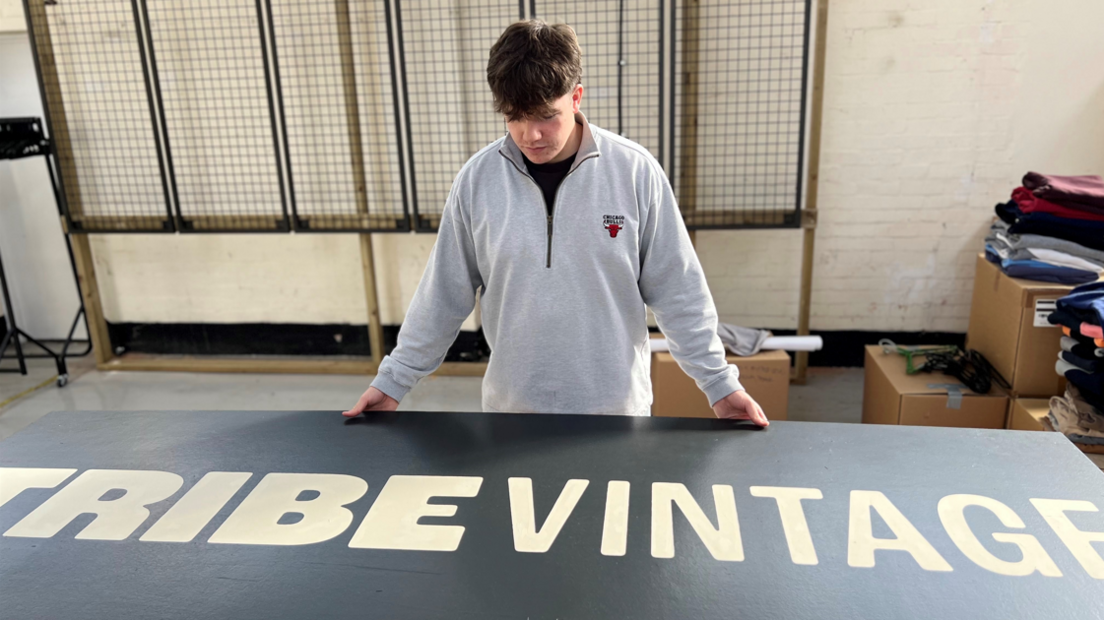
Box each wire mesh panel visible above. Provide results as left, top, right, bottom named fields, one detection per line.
left=24, top=0, right=173, bottom=232
left=397, top=0, right=520, bottom=231
left=532, top=0, right=662, bottom=161
left=268, top=0, right=408, bottom=232
left=143, top=0, right=289, bottom=232
left=674, top=0, right=810, bottom=229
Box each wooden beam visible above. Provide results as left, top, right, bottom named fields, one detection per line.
left=359, top=234, right=385, bottom=364
left=682, top=210, right=794, bottom=229
left=794, top=0, right=830, bottom=385
left=100, top=354, right=488, bottom=377
left=24, top=0, right=83, bottom=218
left=68, top=213, right=405, bottom=232
left=335, top=0, right=369, bottom=217
left=68, top=215, right=170, bottom=232
left=335, top=0, right=387, bottom=365
left=69, top=234, right=114, bottom=365
left=179, top=215, right=289, bottom=231
left=677, top=0, right=700, bottom=224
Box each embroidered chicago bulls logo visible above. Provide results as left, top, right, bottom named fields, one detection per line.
left=603, top=214, right=625, bottom=238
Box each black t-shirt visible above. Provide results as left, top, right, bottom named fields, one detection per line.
left=523, top=152, right=576, bottom=215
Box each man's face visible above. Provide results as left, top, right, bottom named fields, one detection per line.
left=505, top=85, right=583, bottom=164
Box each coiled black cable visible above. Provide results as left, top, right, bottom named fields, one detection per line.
left=916, top=348, right=1011, bottom=395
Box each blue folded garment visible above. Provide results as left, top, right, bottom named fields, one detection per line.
left=986, top=245, right=1099, bottom=284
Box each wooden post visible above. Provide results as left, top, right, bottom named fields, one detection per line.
left=69, top=235, right=114, bottom=365
left=678, top=0, right=699, bottom=229
left=359, top=235, right=384, bottom=366
left=454, top=4, right=478, bottom=156
left=335, top=0, right=385, bottom=365
left=793, top=0, right=829, bottom=384
left=25, top=0, right=83, bottom=218
left=25, top=0, right=114, bottom=364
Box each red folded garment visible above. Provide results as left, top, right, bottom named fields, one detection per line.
left=1012, top=186, right=1104, bottom=221
left=1024, top=172, right=1104, bottom=210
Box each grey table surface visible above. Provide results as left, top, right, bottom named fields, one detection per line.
left=1, top=410, right=1103, bottom=619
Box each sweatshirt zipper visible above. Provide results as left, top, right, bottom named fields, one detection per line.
left=501, top=152, right=594, bottom=269
left=546, top=213, right=554, bottom=268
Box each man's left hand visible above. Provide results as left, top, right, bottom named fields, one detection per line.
left=712, top=389, right=769, bottom=427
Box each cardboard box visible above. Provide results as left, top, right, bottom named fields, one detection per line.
left=1007, top=398, right=1051, bottom=431
left=651, top=350, right=790, bottom=420
left=863, top=345, right=1008, bottom=429
left=966, top=254, right=1070, bottom=397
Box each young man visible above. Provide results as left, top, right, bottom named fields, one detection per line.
left=344, top=20, right=767, bottom=426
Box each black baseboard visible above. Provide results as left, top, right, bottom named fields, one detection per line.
left=766, top=329, right=966, bottom=368
left=106, top=322, right=489, bottom=362
left=108, top=322, right=965, bottom=368
left=0, top=315, right=6, bottom=341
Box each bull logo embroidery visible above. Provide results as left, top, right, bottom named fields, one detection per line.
left=603, top=214, right=625, bottom=239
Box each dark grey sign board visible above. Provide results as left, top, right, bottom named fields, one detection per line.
left=1, top=410, right=1103, bottom=619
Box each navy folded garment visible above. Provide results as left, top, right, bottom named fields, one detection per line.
left=1009, top=210, right=1104, bottom=253
left=1068, top=378, right=1104, bottom=414
left=995, top=200, right=1020, bottom=225
left=1062, top=350, right=1102, bottom=373
left=1061, top=335, right=1104, bottom=359
left=1049, top=307, right=1088, bottom=331
left=1057, top=282, right=1104, bottom=327
left=1063, top=327, right=1100, bottom=348
left=1060, top=364, right=1104, bottom=401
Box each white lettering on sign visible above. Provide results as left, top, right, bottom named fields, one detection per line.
left=938, top=494, right=1062, bottom=577
left=1031, top=498, right=1104, bottom=579
left=3, top=467, right=1104, bottom=579
left=141, top=472, right=253, bottom=543
left=847, top=490, right=953, bottom=572
left=5, top=469, right=183, bottom=540
left=0, top=467, right=76, bottom=509
left=509, top=477, right=589, bottom=553
left=209, top=473, right=367, bottom=546
left=349, top=475, right=483, bottom=552
left=651, top=483, right=743, bottom=562
left=749, top=486, right=823, bottom=565
left=601, top=480, right=631, bottom=557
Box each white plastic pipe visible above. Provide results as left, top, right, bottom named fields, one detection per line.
left=648, top=335, right=823, bottom=354
left=761, top=336, right=823, bottom=352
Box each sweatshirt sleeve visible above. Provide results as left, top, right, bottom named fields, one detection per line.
left=638, top=165, right=744, bottom=406
left=370, top=181, right=483, bottom=402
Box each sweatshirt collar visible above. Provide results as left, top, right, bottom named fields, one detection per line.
left=500, top=111, right=600, bottom=176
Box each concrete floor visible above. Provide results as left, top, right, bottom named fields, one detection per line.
left=2, top=359, right=1101, bottom=471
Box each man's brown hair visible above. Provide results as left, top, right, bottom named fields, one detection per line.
left=487, top=20, right=583, bottom=121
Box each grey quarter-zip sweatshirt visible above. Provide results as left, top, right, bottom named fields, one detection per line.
left=371, top=112, right=744, bottom=416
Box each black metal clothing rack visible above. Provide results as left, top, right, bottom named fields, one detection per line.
left=0, top=117, right=92, bottom=388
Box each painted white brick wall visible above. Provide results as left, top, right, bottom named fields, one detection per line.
left=0, top=0, right=22, bottom=33
left=703, top=0, right=1104, bottom=333
left=90, top=233, right=481, bottom=331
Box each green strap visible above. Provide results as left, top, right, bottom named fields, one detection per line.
left=878, top=339, right=958, bottom=375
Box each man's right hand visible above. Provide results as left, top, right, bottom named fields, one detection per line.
left=342, top=386, right=399, bottom=417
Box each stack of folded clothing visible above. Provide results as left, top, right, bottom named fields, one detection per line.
left=985, top=172, right=1104, bottom=284
left=1047, top=282, right=1104, bottom=446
